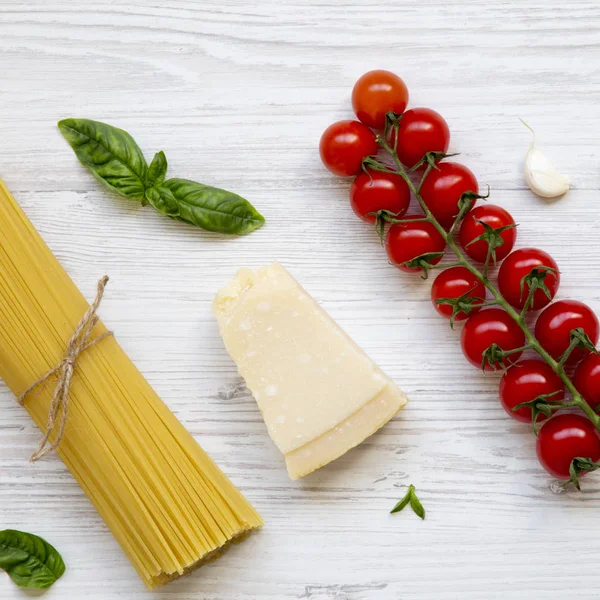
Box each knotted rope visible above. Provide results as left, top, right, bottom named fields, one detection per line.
left=18, top=276, right=113, bottom=461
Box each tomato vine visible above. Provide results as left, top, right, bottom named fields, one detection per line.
left=368, top=114, right=600, bottom=489
left=322, top=71, right=600, bottom=490
left=373, top=122, right=600, bottom=423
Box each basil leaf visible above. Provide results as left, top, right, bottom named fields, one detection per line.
left=58, top=118, right=148, bottom=200
left=157, top=178, right=265, bottom=234
left=390, top=484, right=426, bottom=520
left=390, top=489, right=411, bottom=514
left=0, top=529, right=65, bottom=589
left=58, top=118, right=265, bottom=235
left=145, top=185, right=180, bottom=217
left=409, top=489, right=426, bottom=520
left=145, top=150, right=168, bottom=189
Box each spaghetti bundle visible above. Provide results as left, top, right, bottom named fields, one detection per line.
left=0, top=179, right=262, bottom=588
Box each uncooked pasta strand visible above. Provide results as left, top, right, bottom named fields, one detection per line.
left=0, top=179, right=262, bottom=588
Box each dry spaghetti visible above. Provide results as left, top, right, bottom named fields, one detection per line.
left=0, top=179, right=262, bottom=588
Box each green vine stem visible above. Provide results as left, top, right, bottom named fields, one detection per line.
left=374, top=133, right=600, bottom=433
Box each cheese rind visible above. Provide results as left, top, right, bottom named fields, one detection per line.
left=214, top=263, right=408, bottom=478
left=285, top=382, right=406, bottom=479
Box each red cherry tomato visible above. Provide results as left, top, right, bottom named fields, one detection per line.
left=499, top=359, right=564, bottom=423
left=351, top=70, right=409, bottom=130
left=319, top=120, right=378, bottom=177
left=573, top=354, right=600, bottom=412
left=536, top=413, right=600, bottom=479
left=459, top=204, right=517, bottom=263
left=430, top=266, right=486, bottom=321
left=535, top=300, right=599, bottom=365
left=420, top=162, right=479, bottom=230
left=349, top=170, right=410, bottom=223
left=460, top=308, right=525, bottom=370
left=390, top=108, right=450, bottom=169
left=498, top=248, right=560, bottom=311
left=385, top=215, right=446, bottom=273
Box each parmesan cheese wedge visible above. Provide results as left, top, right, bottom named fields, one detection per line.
left=214, top=263, right=408, bottom=479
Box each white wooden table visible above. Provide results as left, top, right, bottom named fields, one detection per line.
left=1, top=1, right=600, bottom=598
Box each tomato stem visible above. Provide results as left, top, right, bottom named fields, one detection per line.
left=558, top=337, right=580, bottom=368
left=430, top=261, right=463, bottom=270
left=519, top=285, right=537, bottom=320
left=482, top=240, right=494, bottom=279
left=385, top=216, right=430, bottom=225
left=417, top=163, right=435, bottom=194
left=376, top=135, right=600, bottom=436
left=472, top=300, right=501, bottom=308
left=504, top=343, right=535, bottom=355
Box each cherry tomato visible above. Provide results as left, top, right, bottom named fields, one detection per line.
left=351, top=70, right=409, bottom=130
left=535, top=300, right=599, bottom=365
left=385, top=215, right=446, bottom=273
left=499, top=360, right=564, bottom=423
left=390, top=108, right=450, bottom=169
left=319, top=120, right=378, bottom=177
left=430, top=266, right=486, bottom=321
left=573, top=354, right=600, bottom=412
left=536, top=413, right=600, bottom=479
left=420, top=162, right=479, bottom=230
left=498, top=248, right=560, bottom=311
left=459, top=204, right=517, bottom=263
left=460, top=308, right=525, bottom=370
left=349, top=170, right=411, bottom=223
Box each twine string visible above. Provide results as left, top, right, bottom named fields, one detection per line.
left=18, top=276, right=113, bottom=462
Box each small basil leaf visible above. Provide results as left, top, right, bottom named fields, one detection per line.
left=58, top=118, right=148, bottom=200
left=0, top=529, right=65, bottom=589
left=161, top=178, right=265, bottom=234
left=390, top=485, right=426, bottom=520
left=145, top=185, right=180, bottom=217
left=145, top=150, right=168, bottom=188
left=409, top=489, right=426, bottom=520
left=390, top=489, right=411, bottom=514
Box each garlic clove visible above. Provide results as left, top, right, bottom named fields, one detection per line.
left=524, top=146, right=570, bottom=198
left=521, top=119, right=570, bottom=199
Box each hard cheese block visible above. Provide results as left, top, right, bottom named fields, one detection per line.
left=214, top=263, right=408, bottom=479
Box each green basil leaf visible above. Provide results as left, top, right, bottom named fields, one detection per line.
left=409, top=489, right=426, bottom=520
left=390, top=489, right=411, bottom=514
left=58, top=118, right=148, bottom=200
left=145, top=185, right=180, bottom=217
left=58, top=119, right=265, bottom=235
left=159, top=178, right=265, bottom=234
left=0, top=529, right=65, bottom=589
left=390, top=484, right=426, bottom=520
left=145, top=150, right=168, bottom=189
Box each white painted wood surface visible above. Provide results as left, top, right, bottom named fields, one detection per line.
left=1, top=1, right=600, bottom=598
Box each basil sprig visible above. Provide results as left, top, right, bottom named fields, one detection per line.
left=58, top=118, right=265, bottom=235
left=0, top=529, right=65, bottom=589
left=390, top=484, right=425, bottom=519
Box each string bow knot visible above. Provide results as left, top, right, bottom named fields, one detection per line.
left=18, top=276, right=113, bottom=462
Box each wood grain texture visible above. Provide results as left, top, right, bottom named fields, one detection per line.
left=1, top=0, right=600, bottom=598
